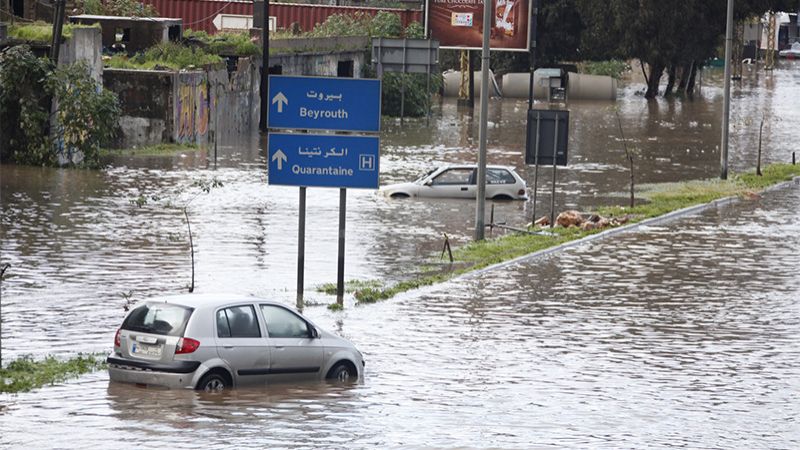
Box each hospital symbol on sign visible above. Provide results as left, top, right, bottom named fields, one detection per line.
left=359, top=154, right=376, bottom=171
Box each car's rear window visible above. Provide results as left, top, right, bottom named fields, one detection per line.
left=121, top=302, right=193, bottom=336
left=487, top=168, right=516, bottom=184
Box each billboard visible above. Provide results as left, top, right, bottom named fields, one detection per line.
left=425, top=0, right=531, bottom=52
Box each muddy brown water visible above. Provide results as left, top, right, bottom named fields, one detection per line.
left=0, top=63, right=799, bottom=447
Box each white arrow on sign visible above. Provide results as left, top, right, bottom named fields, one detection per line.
left=272, top=149, right=287, bottom=170
left=272, top=92, right=288, bottom=113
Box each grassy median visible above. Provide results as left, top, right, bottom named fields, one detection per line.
left=320, top=163, right=800, bottom=307
left=0, top=354, right=106, bottom=394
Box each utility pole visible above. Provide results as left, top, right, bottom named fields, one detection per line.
left=50, top=0, right=66, bottom=63
left=259, top=0, right=269, bottom=131
left=474, top=0, right=491, bottom=241
left=720, top=0, right=734, bottom=180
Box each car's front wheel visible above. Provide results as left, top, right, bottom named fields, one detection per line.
left=326, top=362, right=357, bottom=382
left=196, top=372, right=229, bottom=393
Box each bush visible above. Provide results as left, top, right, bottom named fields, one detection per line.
left=47, top=63, right=121, bottom=165
left=105, top=42, right=223, bottom=70
left=184, top=29, right=260, bottom=57
left=580, top=60, right=630, bottom=79
left=0, top=45, right=120, bottom=166
left=82, top=0, right=158, bottom=17
left=381, top=72, right=442, bottom=117
left=8, top=22, right=97, bottom=43
left=0, top=45, right=52, bottom=164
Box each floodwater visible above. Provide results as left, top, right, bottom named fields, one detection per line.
left=1, top=62, right=799, bottom=447
left=1, top=159, right=798, bottom=449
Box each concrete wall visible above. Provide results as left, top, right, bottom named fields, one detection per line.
left=104, top=57, right=261, bottom=148
left=173, top=71, right=210, bottom=145
left=69, top=16, right=182, bottom=54
left=269, top=50, right=366, bottom=77
left=58, top=27, right=103, bottom=82
left=208, top=56, right=261, bottom=142
left=104, top=69, right=173, bottom=148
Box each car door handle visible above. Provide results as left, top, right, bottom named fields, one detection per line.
left=460, top=187, right=468, bottom=191
left=223, top=345, right=234, bottom=349
left=274, top=346, right=284, bottom=350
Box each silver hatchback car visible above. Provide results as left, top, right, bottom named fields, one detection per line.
left=107, top=294, right=364, bottom=391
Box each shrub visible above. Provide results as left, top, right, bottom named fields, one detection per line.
left=105, top=42, right=223, bottom=70
left=82, top=0, right=158, bottom=17
left=184, top=29, right=260, bottom=57
left=0, top=45, right=52, bottom=164
left=580, top=60, right=630, bottom=79
left=47, top=63, right=121, bottom=165
left=0, top=45, right=120, bottom=166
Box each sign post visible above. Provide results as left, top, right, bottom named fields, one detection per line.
left=297, top=187, right=306, bottom=310
left=267, top=75, right=381, bottom=307
left=525, top=109, right=569, bottom=226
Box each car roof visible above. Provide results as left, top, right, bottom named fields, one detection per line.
left=437, top=164, right=517, bottom=171
left=141, top=293, right=283, bottom=309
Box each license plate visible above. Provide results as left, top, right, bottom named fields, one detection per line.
left=131, top=342, right=162, bottom=357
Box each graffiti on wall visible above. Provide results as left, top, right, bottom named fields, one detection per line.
left=175, top=73, right=210, bottom=144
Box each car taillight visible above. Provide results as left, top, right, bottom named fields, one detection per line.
left=114, top=329, right=121, bottom=347
left=175, top=337, right=200, bottom=354
left=518, top=189, right=526, bottom=195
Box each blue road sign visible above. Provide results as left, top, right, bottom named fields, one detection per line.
left=267, top=75, right=381, bottom=133
left=268, top=133, right=380, bottom=189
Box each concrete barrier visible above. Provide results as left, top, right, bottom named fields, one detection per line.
left=566, top=72, right=617, bottom=101
left=442, top=70, right=501, bottom=98
left=501, top=71, right=617, bottom=101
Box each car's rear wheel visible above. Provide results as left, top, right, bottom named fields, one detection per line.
left=326, top=362, right=357, bottom=382
left=197, top=372, right=228, bottom=393
left=390, top=193, right=410, bottom=199
left=492, top=194, right=513, bottom=201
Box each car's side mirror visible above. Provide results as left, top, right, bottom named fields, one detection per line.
left=308, top=325, right=319, bottom=339
left=424, top=180, right=433, bottom=186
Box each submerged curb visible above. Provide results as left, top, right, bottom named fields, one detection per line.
left=460, top=175, right=800, bottom=280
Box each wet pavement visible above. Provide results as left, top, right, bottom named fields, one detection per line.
left=1, top=62, right=800, bottom=447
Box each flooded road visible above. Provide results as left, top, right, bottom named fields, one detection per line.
left=1, top=63, right=799, bottom=358
left=1, top=61, right=799, bottom=446
left=1, top=172, right=798, bottom=448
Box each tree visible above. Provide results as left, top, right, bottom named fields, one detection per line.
left=576, top=0, right=796, bottom=98
left=131, top=178, right=223, bottom=293
left=0, top=45, right=119, bottom=166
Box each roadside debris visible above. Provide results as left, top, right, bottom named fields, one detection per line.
left=532, top=210, right=633, bottom=231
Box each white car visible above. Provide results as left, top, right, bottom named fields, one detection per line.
left=381, top=165, right=528, bottom=200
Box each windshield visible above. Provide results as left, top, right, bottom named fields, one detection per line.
left=121, top=302, right=193, bottom=336
left=415, top=168, right=438, bottom=183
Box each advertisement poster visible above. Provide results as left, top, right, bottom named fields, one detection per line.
left=426, top=0, right=531, bottom=51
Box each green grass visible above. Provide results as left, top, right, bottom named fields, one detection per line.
left=316, top=279, right=384, bottom=295
left=8, top=22, right=98, bottom=43
left=184, top=30, right=260, bottom=57
left=101, top=143, right=199, bottom=156
left=104, top=42, right=223, bottom=70
left=0, top=354, right=106, bottom=393
left=324, top=163, right=800, bottom=307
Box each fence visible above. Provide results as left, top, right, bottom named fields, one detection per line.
left=142, top=0, right=423, bottom=35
